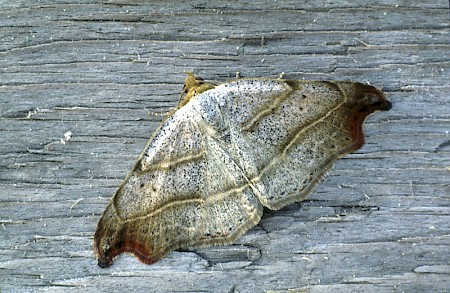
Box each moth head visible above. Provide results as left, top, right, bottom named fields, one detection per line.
left=178, top=72, right=216, bottom=108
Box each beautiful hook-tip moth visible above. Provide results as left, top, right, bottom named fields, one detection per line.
left=94, top=72, right=391, bottom=267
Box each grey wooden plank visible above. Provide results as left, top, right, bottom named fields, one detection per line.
left=1, top=1, right=449, bottom=292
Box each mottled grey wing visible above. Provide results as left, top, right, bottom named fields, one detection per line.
left=211, top=79, right=390, bottom=210
left=94, top=92, right=264, bottom=267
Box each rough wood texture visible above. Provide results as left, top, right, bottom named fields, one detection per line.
left=1, top=1, right=449, bottom=292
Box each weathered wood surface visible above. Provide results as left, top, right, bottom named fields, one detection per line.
left=1, top=1, right=449, bottom=292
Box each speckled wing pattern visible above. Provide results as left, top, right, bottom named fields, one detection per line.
left=94, top=74, right=391, bottom=267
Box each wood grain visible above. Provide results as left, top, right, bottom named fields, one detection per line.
left=1, top=1, right=449, bottom=292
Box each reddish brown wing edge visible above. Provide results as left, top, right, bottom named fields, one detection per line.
left=345, top=82, right=392, bottom=150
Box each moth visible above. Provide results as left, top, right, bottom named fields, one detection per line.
left=94, top=72, right=391, bottom=267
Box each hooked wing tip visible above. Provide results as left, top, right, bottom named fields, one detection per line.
left=94, top=211, right=163, bottom=267
left=353, top=82, right=392, bottom=112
